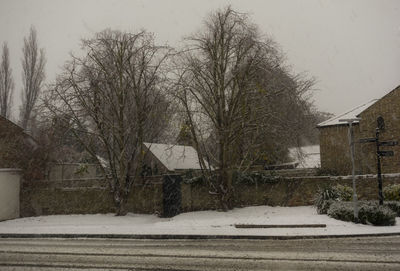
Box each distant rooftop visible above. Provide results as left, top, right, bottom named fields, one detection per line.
left=0, top=115, right=24, bottom=131
left=317, top=99, right=378, bottom=128
left=288, top=145, right=320, bottom=169
left=143, top=143, right=209, bottom=171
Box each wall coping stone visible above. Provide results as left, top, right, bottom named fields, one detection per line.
left=0, top=168, right=22, bottom=172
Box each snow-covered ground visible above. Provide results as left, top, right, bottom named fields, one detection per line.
left=0, top=206, right=399, bottom=237
left=288, top=145, right=320, bottom=169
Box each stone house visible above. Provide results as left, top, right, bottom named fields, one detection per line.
left=317, top=85, right=400, bottom=175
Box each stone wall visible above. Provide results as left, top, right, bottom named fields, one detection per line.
left=21, top=176, right=163, bottom=217
left=358, top=86, right=400, bottom=174
left=20, top=174, right=400, bottom=217
left=319, top=124, right=363, bottom=175
left=182, top=175, right=400, bottom=209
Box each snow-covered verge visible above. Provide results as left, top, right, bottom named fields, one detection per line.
left=0, top=206, right=399, bottom=237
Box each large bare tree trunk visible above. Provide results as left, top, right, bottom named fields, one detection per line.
left=115, top=189, right=127, bottom=216
left=218, top=138, right=234, bottom=210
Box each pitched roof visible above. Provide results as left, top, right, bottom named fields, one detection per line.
left=0, top=115, right=24, bottom=132
left=0, top=116, right=40, bottom=150
left=317, top=99, right=378, bottom=128
left=143, top=143, right=209, bottom=171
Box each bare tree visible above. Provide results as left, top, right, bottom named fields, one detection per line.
left=174, top=7, right=314, bottom=210
left=44, top=30, right=171, bottom=215
left=0, top=42, right=14, bottom=118
left=20, top=26, right=46, bottom=130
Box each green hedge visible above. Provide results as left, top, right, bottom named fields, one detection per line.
left=327, top=201, right=354, bottom=222
left=383, top=184, right=400, bottom=201
left=384, top=201, right=400, bottom=216
left=359, top=203, right=396, bottom=226
left=327, top=201, right=396, bottom=226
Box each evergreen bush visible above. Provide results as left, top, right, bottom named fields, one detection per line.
left=314, top=184, right=353, bottom=214
left=327, top=201, right=354, bottom=222
left=383, top=184, right=400, bottom=201
left=335, top=184, right=353, bottom=201
left=385, top=201, right=400, bottom=217
left=327, top=201, right=396, bottom=226
left=358, top=203, right=396, bottom=226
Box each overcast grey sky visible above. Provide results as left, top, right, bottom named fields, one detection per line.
left=0, top=0, right=399, bottom=119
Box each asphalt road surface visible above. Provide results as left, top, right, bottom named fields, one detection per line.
left=0, top=236, right=400, bottom=270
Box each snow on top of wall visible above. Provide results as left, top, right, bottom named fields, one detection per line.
left=317, top=99, right=378, bottom=128
left=144, top=143, right=208, bottom=171
left=288, top=145, right=320, bottom=168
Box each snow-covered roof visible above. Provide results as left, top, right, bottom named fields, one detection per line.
left=143, top=143, right=208, bottom=171
left=317, top=99, right=378, bottom=128
left=288, top=145, right=320, bottom=169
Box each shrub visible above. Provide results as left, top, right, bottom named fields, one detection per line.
left=327, top=201, right=396, bottom=226
left=383, top=184, right=400, bottom=201
left=327, top=201, right=355, bottom=222
left=318, top=199, right=335, bottom=215
left=335, top=184, right=353, bottom=201
left=358, top=203, right=396, bottom=226
left=314, top=184, right=353, bottom=214
left=314, top=185, right=340, bottom=214
left=385, top=201, right=400, bottom=217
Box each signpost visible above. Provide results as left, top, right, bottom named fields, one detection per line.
left=359, top=138, right=376, bottom=143
left=339, top=118, right=360, bottom=221
left=378, top=151, right=394, bottom=157
left=359, top=117, right=398, bottom=205
left=379, top=141, right=398, bottom=147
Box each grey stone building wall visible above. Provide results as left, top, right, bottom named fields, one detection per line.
left=358, top=85, right=400, bottom=174
left=319, top=85, right=400, bottom=175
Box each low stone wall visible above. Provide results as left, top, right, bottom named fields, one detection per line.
left=182, top=174, right=400, bottom=210
left=21, top=176, right=163, bottom=217
left=20, top=174, right=400, bottom=217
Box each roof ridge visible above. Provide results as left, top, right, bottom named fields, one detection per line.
left=317, top=99, right=378, bottom=128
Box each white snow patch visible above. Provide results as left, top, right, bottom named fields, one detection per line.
left=0, top=206, right=399, bottom=236
left=289, top=145, right=320, bottom=168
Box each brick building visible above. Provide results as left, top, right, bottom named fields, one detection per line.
left=317, top=85, right=400, bottom=175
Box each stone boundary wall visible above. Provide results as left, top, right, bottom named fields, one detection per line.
left=21, top=176, right=163, bottom=217
left=181, top=175, right=400, bottom=211
left=21, top=174, right=400, bottom=217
